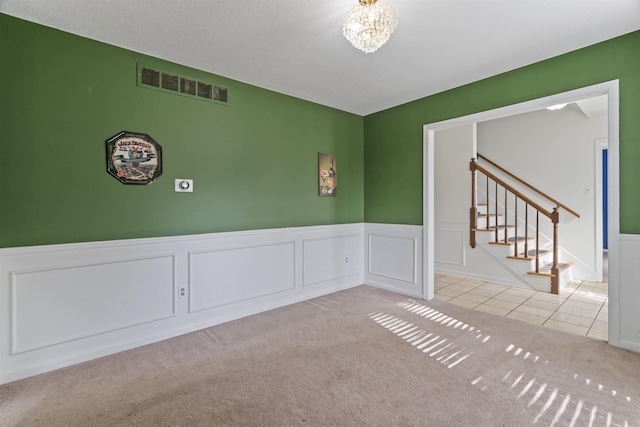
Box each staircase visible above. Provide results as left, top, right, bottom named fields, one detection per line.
left=473, top=203, right=573, bottom=293
left=469, top=155, right=578, bottom=294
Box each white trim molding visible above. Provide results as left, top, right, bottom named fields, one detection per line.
left=0, top=224, right=364, bottom=384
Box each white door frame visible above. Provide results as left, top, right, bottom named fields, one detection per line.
left=423, top=80, right=620, bottom=347
left=594, top=137, right=609, bottom=283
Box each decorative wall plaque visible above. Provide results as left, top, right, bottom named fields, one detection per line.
left=106, top=131, right=162, bottom=185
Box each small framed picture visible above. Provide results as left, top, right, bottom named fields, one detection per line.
left=318, top=152, right=337, bottom=197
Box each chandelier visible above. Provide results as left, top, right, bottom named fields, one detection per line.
left=343, top=0, right=398, bottom=54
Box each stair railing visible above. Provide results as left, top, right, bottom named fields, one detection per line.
left=477, top=153, right=581, bottom=219
left=469, top=156, right=578, bottom=294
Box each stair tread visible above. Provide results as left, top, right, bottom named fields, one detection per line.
left=507, top=249, right=552, bottom=260
left=539, top=262, right=572, bottom=270
left=506, top=236, right=534, bottom=243
left=488, top=236, right=534, bottom=245
left=524, top=249, right=552, bottom=256
left=507, top=255, right=535, bottom=261
left=528, top=262, right=572, bottom=276
left=473, top=225, right=514, bottom=232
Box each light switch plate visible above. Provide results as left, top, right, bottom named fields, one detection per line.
left=175, top=179, right=193, bottom=192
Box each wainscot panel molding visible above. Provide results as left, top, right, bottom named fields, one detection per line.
left=189, top=242, right=296, bottom=313
left=302, top=235, right=360, bottom=287
left=11, top=254, right=176, bottom=354
left=618, top=234, right=640, bottom=353
left=434, top=220, right=465, bottom=266
left=433, top=220, right=529, bottom=289
left=364, top=223, right=423, bottom=298
left=0, top=224, right=364, bottom=384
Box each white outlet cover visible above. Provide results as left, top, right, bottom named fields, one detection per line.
left=175, top=179, right=193, bottom=192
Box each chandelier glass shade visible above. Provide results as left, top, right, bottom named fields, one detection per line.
left=343, top=0, right=398, bottom=54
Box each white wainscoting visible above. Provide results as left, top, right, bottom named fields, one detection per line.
left=189, top=243, right=296, bottom=312
left=618, top=234, right=640, bottom=353
left=11, top=254, right=176, bottom=355
left=434, top=221, right=465, bottom=266
left=303, top=235, right=360, bottom=287
left=364, top=223, right=424, bottom=298
left=0, top=224, right=364, bottom=384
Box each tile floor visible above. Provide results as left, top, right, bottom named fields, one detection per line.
left=434, top=274, right=609, bottom=341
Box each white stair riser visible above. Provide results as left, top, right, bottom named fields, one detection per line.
left=476, top=215, right=502, bottom=228
left=474, top=226, right=572, bottom=292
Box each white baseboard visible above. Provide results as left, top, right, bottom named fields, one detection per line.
left=0, top=224, right=365, bottom=384
left=434, top=266, right=532, bottom=290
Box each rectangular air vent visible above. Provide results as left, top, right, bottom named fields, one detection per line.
left=137, top=64, right=228, bottom=105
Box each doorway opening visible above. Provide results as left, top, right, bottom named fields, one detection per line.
left=423, top=80, right=619, bottom=346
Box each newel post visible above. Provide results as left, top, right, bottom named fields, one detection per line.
left=551, top=207, right=560, bottom=294
left=470, top=158, right=478, bottom=248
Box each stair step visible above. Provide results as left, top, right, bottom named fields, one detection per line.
left=506, top=236, right=534, bottom=243
left=524, top=249, right=552, bottom=257
left=487, top=225, right=512, bottom=230
left=488, top=236, right=534, bottom=246
left=488, top=241, right=512, bottom=246
left=528, top=262, right=572, bottom=277
left=507, top=248, right=552, bottom=261
left=473, top=225, right=514, bottom=232
left=507, top=255, right=535, bottom=261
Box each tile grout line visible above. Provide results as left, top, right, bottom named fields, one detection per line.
left=559, top=281, right=606, bottom=334
left=586, top=293, right=608, bottom=337
left=436, top=277, right=607, bottom=338
left=542, top=280, right=581, bottom=330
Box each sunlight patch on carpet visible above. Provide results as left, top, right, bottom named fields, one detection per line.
left=368, top=312, right=474, bottom=368
left=396, top=299, right=491, bottom=342
left=499, top=341, right=633, bottom=426
left=499, top=368, right=632, bottom=427
left=380, top=298, right=635, bottom=427
left=368, top=300, right=495, bottom=371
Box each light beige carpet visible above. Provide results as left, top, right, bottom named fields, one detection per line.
left=1, top=285, right=639, bottom=426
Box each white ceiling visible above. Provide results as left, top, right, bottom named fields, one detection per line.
left=1, top=0, right=639, bottom=116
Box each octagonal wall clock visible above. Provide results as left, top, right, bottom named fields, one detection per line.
left=106, top=131, right=163, bottom=185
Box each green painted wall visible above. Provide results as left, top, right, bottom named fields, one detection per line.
left=364, top=31, right=640, bottom=234
left=0, top=15, right=364, bottom=248
left=3, top=15, right=639, bottom=248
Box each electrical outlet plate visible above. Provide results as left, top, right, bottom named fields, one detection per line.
left=175, top=179, right=193, bottom=192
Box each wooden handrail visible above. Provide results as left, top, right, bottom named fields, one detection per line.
left=477, top=153, right=580, bottom=218
left=472, top=160, right=552, bottom=219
